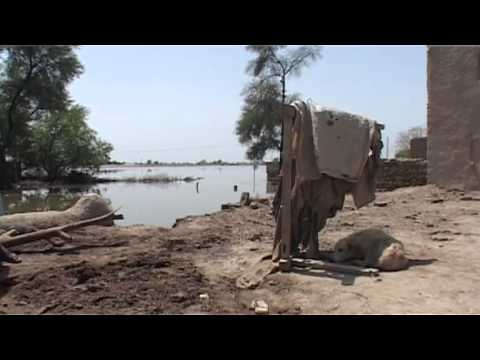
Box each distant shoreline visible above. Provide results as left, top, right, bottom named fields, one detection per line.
left=103, top=162, right=267, bottom=168
left=9, top=175, right=203, bottom=192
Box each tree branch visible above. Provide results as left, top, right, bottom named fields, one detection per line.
left=5, top=50, right=39, bottom=147
left=285, top=51, right=316, bottom=76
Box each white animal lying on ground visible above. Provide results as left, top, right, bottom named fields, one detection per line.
left=332, top=228, right=409, bottom=271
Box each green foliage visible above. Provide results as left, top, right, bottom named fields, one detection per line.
left=237, top=45, right=322, bottom=161
left=236, top=78, right=299, bottom=161
left=395, top=149, right=411, bottom=159
left=0, top=46, right=83, bottom=165
left=395, top=126, right=427, bottom=156
left=246, top=45, right=322, bottom=81
left=27, top=105, right=113, bottom=180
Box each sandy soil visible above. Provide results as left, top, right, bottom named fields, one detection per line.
left=1, top=185, right=480, bottom=315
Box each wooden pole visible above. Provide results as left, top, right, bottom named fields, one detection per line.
left=278, top=105, right=295, bottom=272
left=386, top=136, right=390, bottom=159
left=291, top=258, right=380, bottom=277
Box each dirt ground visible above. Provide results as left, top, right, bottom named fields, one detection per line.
left=1, top=184, right=480, bottom=315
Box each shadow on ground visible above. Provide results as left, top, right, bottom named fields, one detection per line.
left=290, top=258, right=438, bottom=286
left=0, top=265, right=16, bottom=300
left=291, top=267, right=359, bottom=286
left=407, top=258, right=438, bottom=268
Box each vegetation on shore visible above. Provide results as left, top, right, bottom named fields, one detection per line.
left=101, top=175, right=202, bottom=184
left=116, top=159, right=263, bottom=167
left=11, top=174, right=202, bottom=193
left=395, top=126, right=427, bottom=158
left=0, top=46, right=112, bottom=189
left=236, top=45, right=322, bottom=161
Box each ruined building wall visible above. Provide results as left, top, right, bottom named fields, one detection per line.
left=427, top=46, right=480, bottom=190
left=410, top=137, right=427, bottom=159
left=266, top=159, right=427, bottom=193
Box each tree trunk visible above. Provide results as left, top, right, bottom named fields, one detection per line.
left=12, top=139, right=20, bottom=182
left=0, top=147, right=6, bottom=166
left=0, top=150, right=13, bottom=190
left=5, top=50, right=38, bottom=184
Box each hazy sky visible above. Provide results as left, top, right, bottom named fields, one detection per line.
left=69, top=45, right=427, bottom=163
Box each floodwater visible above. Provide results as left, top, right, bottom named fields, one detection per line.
left=0, top=165, right=268, bottom=228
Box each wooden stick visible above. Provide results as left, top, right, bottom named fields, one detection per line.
left=1, top=230, right=17, bottom=238
left=279, top=106, right=294, bottom=272
left=0, top=208, right=122, bottom=249
left=56, top=231, right=73, bottom=241
left=291, top=258, right=379, bottom=277
left=46, top=238, right=66, bottom=247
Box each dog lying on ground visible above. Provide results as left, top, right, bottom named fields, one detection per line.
left=332, top=228, right=408, bottom=271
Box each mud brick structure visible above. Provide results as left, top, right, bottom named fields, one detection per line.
left=427, top=46, right=480, bottom=190
left=267, top=159, right=427, bottom=193
left=410, top=137, right=427, bottom=160
left=376, top=159, right=427, bottom=191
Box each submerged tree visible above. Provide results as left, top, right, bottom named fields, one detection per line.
left=0, top=46, right=84, bottom=180
left=27, top=105, right=113, bottom=181
left=237, top=45, right=322, bottom=161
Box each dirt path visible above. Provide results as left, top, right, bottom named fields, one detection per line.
left=1, top=185, right=479, bottom=314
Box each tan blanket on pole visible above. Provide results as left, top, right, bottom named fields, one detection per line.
left=290, top=100, right=381, bottom=209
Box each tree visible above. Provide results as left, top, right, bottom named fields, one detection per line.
left=236, top=78, right=299, bottom=160
left=237, top=45, right=322, bottom=161
left=395, top=149, right=411, bottom=159
left=0, top=46, right=83, bottom=180
left=395, top=126, right=427, bottom=158
left=27, top=105, right=113, bottom=181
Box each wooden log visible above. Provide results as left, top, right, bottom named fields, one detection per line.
left=47, top=237, right=66, bottom=247
left=0, top=194, right=115, bottom=231
left=56, top=231, right=72, bottom=241
left=0, top=208, right=122, bottom=249
left=1, top=230, right=17, bottom=238
left=291, top=258, right=379, bottom=277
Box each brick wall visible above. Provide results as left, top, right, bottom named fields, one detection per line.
left=376, top=159, right=427, bottom=191
left=266, top=159, right=428, bottom=193
left=427, top=46, right=480, bottom=190
left=266, top=161, right=280, bottom=193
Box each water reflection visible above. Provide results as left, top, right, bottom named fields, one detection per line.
left=0, top=186, right=96, bottom=215
left=0, top=165, right=268, bottom=227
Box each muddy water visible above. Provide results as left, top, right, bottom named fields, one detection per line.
left=0, top=165, right=268, bottom=228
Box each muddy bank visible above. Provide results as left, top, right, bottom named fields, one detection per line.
left=1, top=185, right=480, bottom=314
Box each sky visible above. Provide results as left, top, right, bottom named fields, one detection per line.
left=69, top=45, right=427, bottom=163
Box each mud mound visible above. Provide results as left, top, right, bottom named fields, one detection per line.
left=4, top=250, right=242, bottom=315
